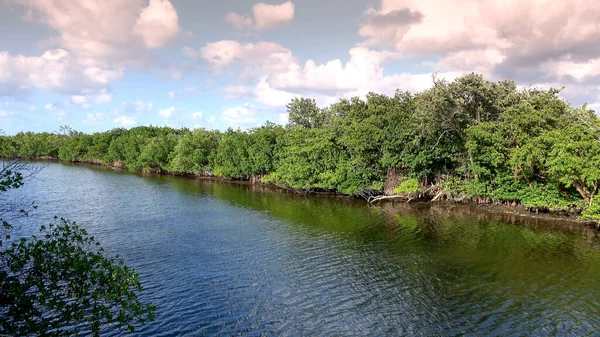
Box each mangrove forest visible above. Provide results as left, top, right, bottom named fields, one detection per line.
left=1, top=74, right=599, bottom=220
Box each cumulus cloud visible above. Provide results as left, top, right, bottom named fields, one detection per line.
left=11, top=0, right=181, bottom=65
left=199, top=40, right=293, bottom=73
left=224, top=1, right=294, bottom=31
left=222, top=104, right=258, bottom=125
left=159, top=106, right=175, bottom=119
left=71, top=89, right=113, bottom=109
left=224, top=12, right=254, bottom=30
left=2, top=0, right=181, bottom=100
left=0, top=49, right=123, bottom=97
left=359, top=7, right=423, bottom=47
left=114, top=115, right=136, bottom=127
left=202, top=39, right=460, bottom=106
left=360, top=0, right=600, bottom=82
left=83, top=112, right=104, bottom=125
left=134, top=0, right=180, bottom=49
left=352, top=0, right=600, bottom=109
left=43, top=102, right=67, bottom=120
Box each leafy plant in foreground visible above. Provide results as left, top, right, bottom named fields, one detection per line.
left=0, top=218, right=155, bottom=336
left=0, top=159, right=154, bottom=336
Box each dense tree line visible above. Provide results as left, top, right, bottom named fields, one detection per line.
left=1, top=74, right=599, bottom=219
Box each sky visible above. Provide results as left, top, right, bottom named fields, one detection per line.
left=1, top=0, right=600, bottom=134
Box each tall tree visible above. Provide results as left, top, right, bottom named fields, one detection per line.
left=286, top=97, right=324, bottom=129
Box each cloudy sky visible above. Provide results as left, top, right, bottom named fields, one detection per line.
left=1, top=0, right=599, bottom=134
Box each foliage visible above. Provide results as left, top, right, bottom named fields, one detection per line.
left=1, top=74, right=600, bottom=216
left=213, top=128, right=253, bottom=178
left=491, top=180, right=583, bottom=211
left=393, top=178, right=421, bottom=195
left=169, top=128, right=220, bottom=174
left=0, top=161, right=154, bottom=335
left=0, top=218, right=155, bottom=336
left=581, top=201, right=600, bottom=220
left=286, top=97, right=326, bottom=129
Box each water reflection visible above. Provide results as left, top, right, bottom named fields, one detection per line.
left=9, top=162, right=600, bottom=336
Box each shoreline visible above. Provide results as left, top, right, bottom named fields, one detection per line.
left=12, top=157, right=599, bottom=231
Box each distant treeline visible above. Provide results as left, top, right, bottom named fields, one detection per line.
left=1, top=74, right=599, bottom=219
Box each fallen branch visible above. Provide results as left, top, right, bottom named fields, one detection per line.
left=368, top=195, right=411, bottom=203
left=432, top=189, right=445, bottom=202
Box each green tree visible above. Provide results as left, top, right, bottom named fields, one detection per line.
left=0, top=161, right=155, bottom=336
left=543, top=124, right=600, bottom=205
left=286, top=97, right=325, bottom=129
left=170, top=129, right=220, bottom=174
left=213, top=128, right=253, bottom=179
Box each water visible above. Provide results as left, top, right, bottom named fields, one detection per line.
left=6, top=162, right=600, bottom=336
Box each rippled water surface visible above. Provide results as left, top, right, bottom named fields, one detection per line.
left=8, top=162, right=600, bottom=336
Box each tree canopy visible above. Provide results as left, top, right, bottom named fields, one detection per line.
left=1, top=73, right=599, bottom=218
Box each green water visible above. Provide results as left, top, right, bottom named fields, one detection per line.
left=10, top=162, right=600, bottom=336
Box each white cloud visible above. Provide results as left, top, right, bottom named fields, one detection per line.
left=83, top=112, right=104, bottom=124
left=222, top=104, right=258, bottom=125
left=70, top=89, right=112, bottom=108
left=71, top=95, right=88, bottom=105
left=134, top=101, right=153, bottom=112
left=224, top=12, right=254, bottom=30
left=134, top=0, right=180, bottom=49
left=168, top=90, right=176, bottom=98
left=199, top=40, right=293, bottom=73
left=95, top=90, right=112, bottom=104
left=159, top=106, right=175, bottom=119
left=12, top=0, right=181, bottom=65
left=360, top=0, right=600, bottom=81
left=44, top=103, right=56, bottom=112
left=0, top=49, right=123, bottom=96
left=541, top=58, right=600, bottom=82
left=207, top=116, right=216, bottom=123
left=276, top=112, right=289, bottom=125
left=190, top=112, right=203, bottom=119
left=185, top=87, right=197, bottom=93
left=224, top=1, right=294, bottom=31
left=114, top=115, right=136, bottom=127
left=253, top=1, right=295, bottom=30
left=2, top=0, right=181, bottom=102
left=352, top=0, right=600, bottom=108
left=204, top=39, right=460, bottom=106
left=43, top=102, right=67, bottom=120
left=253, top=77, right=296, bottom=106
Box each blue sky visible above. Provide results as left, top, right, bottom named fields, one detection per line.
left=1, top=0, right=599, bottom=134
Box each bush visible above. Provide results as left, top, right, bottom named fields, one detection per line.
left=582, top=200, right=600, bottom=220
left=0, top=217, right=155, bottom=336
left=393, top=178, right=421, bottom=194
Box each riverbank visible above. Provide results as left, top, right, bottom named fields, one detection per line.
left=11, top=157, right=599, bottom=230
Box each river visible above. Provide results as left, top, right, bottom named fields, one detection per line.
left=7, top=162, right=600, bottom=336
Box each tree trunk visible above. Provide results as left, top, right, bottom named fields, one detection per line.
left=384, top=167, right=401, bottom=196
left=469, top=153, right=478, bottom=180
left=573, top=181, right=591, bottom=205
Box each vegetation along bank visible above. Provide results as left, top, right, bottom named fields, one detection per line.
left=2, top=74, right=599, bottom=221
